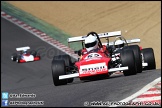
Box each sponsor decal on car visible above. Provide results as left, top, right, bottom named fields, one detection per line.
left=80, top=63, right=107, bottom=74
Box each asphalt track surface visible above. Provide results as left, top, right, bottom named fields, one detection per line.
left=1, top=17, right=161, bottom=107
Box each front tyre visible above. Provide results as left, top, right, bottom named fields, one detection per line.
left=11, top=53, right=17, bottom=61
left=53, top=55, right=74, bottom=83
left=51, top=60, right=67, bottom=86
left=16, top=55, right=21, bottom=63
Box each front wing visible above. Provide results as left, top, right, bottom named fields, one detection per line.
left=59, top=66, right=128, bottom=80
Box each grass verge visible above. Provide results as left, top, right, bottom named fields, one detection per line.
left=1, top=1, right=82, bottom=50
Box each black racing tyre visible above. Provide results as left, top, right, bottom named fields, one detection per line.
left=11, top=53, right=17, bottom=61
left=36, top=53, right=40, bottom=56
left=16, top=55, right=21, bottom=63
left=51, top=60, right=67, bottom=86
left=53, top=55, right=74, bottom=83
left=121, top=49, right=137, bottom=76
left=123, top=45, right=142, bottom=73
left=30, top=50, right=37, bottom=57
left=53, top=55, right=72, bottom=66
left=141, top=48, right=156, bottom=70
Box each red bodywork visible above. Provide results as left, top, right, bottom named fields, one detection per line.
left=139, top=46, right=142, bottom=50
left=75, top=45, right=111, bottom=78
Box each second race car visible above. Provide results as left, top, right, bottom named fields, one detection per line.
left=11, top=46, right=40, bottom=63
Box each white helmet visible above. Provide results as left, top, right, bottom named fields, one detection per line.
left=84, top=35, right=98, bottom=52
left=23, top=49, right=27, bottom=54
left=115, top=40, right=124, bottom=48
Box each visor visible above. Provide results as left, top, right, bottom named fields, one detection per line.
left=115, top=44, right=124, bottom=48
left=85, top=41, right=97, bottom=48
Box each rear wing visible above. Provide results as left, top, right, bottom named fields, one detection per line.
left=16, top=46, right=30, bottom=51
left=68, top=31, right=121, bottom=43
left=102, top=38, right=140, bottom=46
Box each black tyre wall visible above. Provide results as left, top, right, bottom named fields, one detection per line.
left=30, top=50, right=37, bottom=57
left=11, top=53, right=17, bottom=61
left=123, top=45, right=142, bottom=73
left=141, top=48, right=156, bottom=70
left=121, top=49, right=137, bottom=76
left=51, top=60, right=67, bottom=86
left=53, top=55, right=74, bottom=83
left=53, top=55, right=72, bottom=66
left=16, top=55, right=21, bottom=63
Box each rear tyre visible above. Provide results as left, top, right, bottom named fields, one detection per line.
left=30, top=50, right=37, bottom=57
left=36, top=53, right=41, bottom=59
left=51, top=60, right=67, bottom=86
left=11, top=53, right=17, bottom=61
left=121, top=49, right=137, bottom=76
left=141, top=48, right=156, bottom=70
left=123, top=45, right=142, bottom=73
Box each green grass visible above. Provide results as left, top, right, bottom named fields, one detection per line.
left=1, top=1, right=82, bottom=50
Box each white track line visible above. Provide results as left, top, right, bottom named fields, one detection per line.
left=109, top=77, right=161, bottom=107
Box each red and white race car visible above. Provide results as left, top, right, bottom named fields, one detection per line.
left=51, top=31, right=155, bottom=86
left=11, top=46, right=40, bottom=63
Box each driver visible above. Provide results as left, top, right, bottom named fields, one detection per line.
left=84, top=34, right=99, bottom=52
left=81, top=32, right=108, bottom=55
left=114, top=40, right=124, bottom=51
left=22, top=49, right=27, bottom=54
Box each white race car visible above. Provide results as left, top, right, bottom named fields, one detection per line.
left=11, top=46, right=40, bottom=63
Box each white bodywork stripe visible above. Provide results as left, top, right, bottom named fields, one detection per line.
left=59, top=73, right=79, bottom=80
left=142, top=63, right=148, bottom=67
left=23, top=55, right=34, bottom=62
left=109, top=66, right=128, bottom=73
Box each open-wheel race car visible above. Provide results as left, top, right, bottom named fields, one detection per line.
left=11, top=46, right=40, bottom=63
left=101, top=32, right=156, bottom=72
left=51, top=31, right=156, bottom=86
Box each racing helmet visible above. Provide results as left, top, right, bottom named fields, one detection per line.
left=23, top=49, right=27, bottom=54
left=115, top=40, right=124, bottom=49
left=84, top=34, right=98, bottom=52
